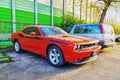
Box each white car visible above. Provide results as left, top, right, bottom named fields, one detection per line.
left=65, top=24, right=115, bottom=48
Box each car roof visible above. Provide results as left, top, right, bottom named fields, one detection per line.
left=75, top=24, right=101, bottom=26
left=25, top=25, right=53, bottom=28
left=66, top=24, right=101, bottom=27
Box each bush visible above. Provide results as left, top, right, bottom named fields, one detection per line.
left=0, top=51, right=12, bottom=64
left=112, top=24, right=120, bottom=35
left=59, top=13, right=85, bottom=29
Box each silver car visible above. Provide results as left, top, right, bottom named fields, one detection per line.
left=65, top=24, right=115, bottom=48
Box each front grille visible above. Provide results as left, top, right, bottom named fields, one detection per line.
left=80, top=43, right=98, bottom=50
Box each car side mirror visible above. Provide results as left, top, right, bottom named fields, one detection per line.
left=30, top=32, right=36, bottom=35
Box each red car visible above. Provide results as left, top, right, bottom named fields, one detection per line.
left=11, top=26, right=101, bottom=66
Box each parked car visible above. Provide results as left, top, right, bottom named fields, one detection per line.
left=115, top=35, right=120, bottom=42
left=65, top=24, right=115, bottom=48
left=11, top=26, right=101, bottom=66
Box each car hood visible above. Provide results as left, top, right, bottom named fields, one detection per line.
left=47, top=35, right=98, bottom=45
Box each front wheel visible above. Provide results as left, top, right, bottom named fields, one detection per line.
left=48, top=46, right=65, bottom=67
left=14, top=41, right=22, bottom=53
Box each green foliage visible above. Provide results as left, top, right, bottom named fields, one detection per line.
left=112, top=24, right=120, bottom=35
left=116, top=42, right=120, bottom=45
left=59, top=13, right=85, bottom=29
left=0, top=51, right=12, bottom=64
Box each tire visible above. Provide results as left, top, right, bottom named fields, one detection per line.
left=118, top=38, right=120, bottom=42
left=115, top=38, right=120, bottom=42
left=14, top=41, right=22, bottom=53
left=48, top=45, right=65, bottom=67
left=115, top=39, right=118, bottom=42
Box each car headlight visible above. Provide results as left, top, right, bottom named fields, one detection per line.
left=74, top=45, right=81, bottom=50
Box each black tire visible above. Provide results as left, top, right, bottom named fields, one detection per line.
left=118, top=38, right=120, bottom=42
left=115, top=38, right=120, bottom=42
left=48, top=45, right=65, bottom=67
left=14, top=41, right=22, bottom=53
left=115, top=39, right=118, bottom=42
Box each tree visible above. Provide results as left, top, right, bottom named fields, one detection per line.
left=90, top=2, right=101, bottom=23
left=85, top=0, right=88, bottom=23
left=98, top=0, right=120, bottom=23
left=80, top=0, right=83, bottom=21
left=60, top=13, right=85, bottom=29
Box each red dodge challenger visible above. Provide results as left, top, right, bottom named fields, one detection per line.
left=11, top=26, right=101, bottom=66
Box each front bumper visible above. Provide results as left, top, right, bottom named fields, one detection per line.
left=72, top=54, right=97, bottom=65
left=64, top=45, right=101, bottom=64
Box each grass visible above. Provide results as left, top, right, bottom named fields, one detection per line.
left=112, top=24, right=120, bottom=35
left=116, top=42, right=120, bottom=45
left=0, top=51, right=12, bottom=64
left=0, top=40, right=13, bottom=64
left=0, top=40, right=13, bottom=49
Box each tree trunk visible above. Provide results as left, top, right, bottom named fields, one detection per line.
left=72, top=0, right=74, bottom=18
left=80, top=0, right=82, bottom=21
left=89, top=4, right=92, bottom=23
left=85, top=0, right=88, bottom=23
left=99, top=1, right=111, bottom=23
left=99, top=7, right=108, bottom=23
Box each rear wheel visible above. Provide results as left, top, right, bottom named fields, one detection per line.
left=116, top=38, right=120, bottom=42
left=48, top=46, right=65, bottom=67
left=14, top=41, right=22, bottom=53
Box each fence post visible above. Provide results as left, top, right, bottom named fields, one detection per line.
left=72, top=0, right=74, bottom=19
left=34, top=0, right=38, bottom=25
left=63, top=0, right=65, bottom=21
left=12, top=0, right=16, bottom=33
left=50, top=0, right=54, bottom=27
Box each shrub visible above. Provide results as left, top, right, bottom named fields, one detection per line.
left=0, top=51, right=12, bottom=64
left=112, top=24, right=120, bottom=35
left=59, top=13, right=85, bottom=29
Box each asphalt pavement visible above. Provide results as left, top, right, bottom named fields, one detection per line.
left=0, top=45, right=120, bottom=80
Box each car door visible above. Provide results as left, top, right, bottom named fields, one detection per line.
left=22, top=27, right=42, bottom=52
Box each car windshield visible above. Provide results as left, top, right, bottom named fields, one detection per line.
left=40, top=27, right=68, bottom=36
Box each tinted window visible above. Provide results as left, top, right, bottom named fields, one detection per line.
left=87, top=25, right=100, bottom=34
left=41, top=27, right=68, bottom=36
left=74, top=25, right=86, bottom=33
left=65, top=26, right=74, bottom=33
left=74, top=25, right=100, bottom=34
left=23, top=27, right=40, bottom=35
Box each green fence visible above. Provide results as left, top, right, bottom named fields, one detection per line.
left=0, top=0, right=63, bottom=33
left=0, top=0, right=63, bottom=41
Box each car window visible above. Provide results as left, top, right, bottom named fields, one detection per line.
left=74, top=25, right=87, bottom=34
left=23, top=27, right=40, bottom=35
left=65, top=26, right=74, bottom=33
left=87, top=25, right=100, bottom=34
left=74, top=25, right=100, bottom=34
left=40, top=27, right=68, bottom=36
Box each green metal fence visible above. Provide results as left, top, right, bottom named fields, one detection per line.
left=0, top=0, right=63, bottom=41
